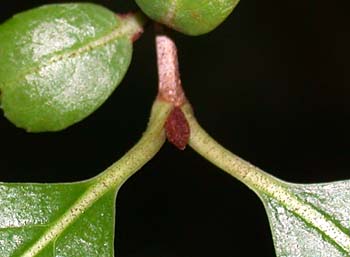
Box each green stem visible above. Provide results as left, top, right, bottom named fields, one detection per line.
left=95, top=100, right=172, bottom=188
left=181, top=103, right=281, bottom=195
left=21, top=99, right=172, bottom=257
left=182, top=103, right=350, bottom=252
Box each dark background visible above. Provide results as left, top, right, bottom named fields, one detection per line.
left=0, top=1, right=349, bottom=256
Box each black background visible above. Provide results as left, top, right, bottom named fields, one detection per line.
left=0, top=1, right=349, bottom=256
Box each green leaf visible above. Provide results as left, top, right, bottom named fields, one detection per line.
left=261, top=180, right=350, bottom=257
left=183, top=104, right=350, bottom=257
left=135, top=0, right=240, bottom=35
left=0, top=100, right=172, bottom=257
left=0, top=4, right=144, bottom=132
left=0, top=181, right=117, bottom=257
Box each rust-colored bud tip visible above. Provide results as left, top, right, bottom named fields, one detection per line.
left=165, top=107, right=190, bottom=150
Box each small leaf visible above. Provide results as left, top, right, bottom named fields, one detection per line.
left=261, top=180, right=350, bottom=257
left=0, top=181, right=117, bottom=257
left=135, top=0, right=240, bottom=35
left=0, top=4, right=143, bottom=132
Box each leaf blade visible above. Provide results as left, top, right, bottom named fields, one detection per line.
left=262, top=180, right=350, bottom=257
left=0, top=4, right=143, bottom=132
left=0, top=100, right=172, bottom=257
left=0, top=181, right=116, bottom=257
left=183, top=105, right=350, bottom=257
left=135, top=0, right=240, bottom=35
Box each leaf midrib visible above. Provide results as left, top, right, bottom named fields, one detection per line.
left=163, top=0, right=178, bottom=25
left=183, top=105, right=350, bottom=256
left=2, top=17, right=133, bottom=90
left=258, top=180, right=350, bottom=255
left=264, top=189, right=350, bottom=256
left=17, top=101, right=171, bottom=257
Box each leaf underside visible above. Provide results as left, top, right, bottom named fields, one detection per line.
left=0, top=182, right=117, bottom=257
left=261, top=180, right=350, bottom=257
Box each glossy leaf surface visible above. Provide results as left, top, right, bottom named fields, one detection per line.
left=261, top=180, right=350, bottom=257
left=0, top=4, right=143, bottom=132
left=0, top=181, right=117, bottom=257
left=183, top=105, right=350, bottom=257
left=0, top=100, right=171, bottom=257
left=135, top=0, right=240, bottom=35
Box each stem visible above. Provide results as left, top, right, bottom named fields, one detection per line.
left=95, top=100, right=172, bottom=188
left=182, top=103, right=350, bottom=252
left=153, top=23, right=283, bottom=208
left=21, top=100, right=172, bottom=257
left=154, top=23, right=190, bottom=149
left=21, top=24, right=186, bottom=257
left=181, top=103, right=283, bottom=195
left=153, top=23, right=279, bottom=197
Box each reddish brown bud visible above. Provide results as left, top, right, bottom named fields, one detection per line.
left=165, top=107, right=190, bottom=150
